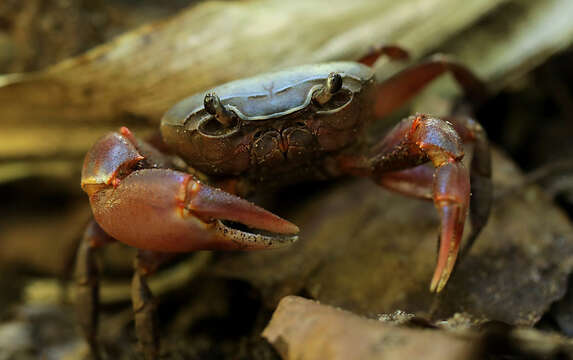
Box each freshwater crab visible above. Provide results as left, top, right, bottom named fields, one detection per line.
left=77, top=46, right=492, bottom=359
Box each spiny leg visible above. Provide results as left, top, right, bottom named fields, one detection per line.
left=131, top=250, right=172, bottom=360
left=373, top=54, right=487, bottom=118
left=74, top=220, right=115, bottom=360
left=357, top=44, right=410, bottom=66
left=338, top=114, right=470, bottom=292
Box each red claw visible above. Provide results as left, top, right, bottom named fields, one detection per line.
left=430, top=161, right=470, bottom=292
left=81, top=132, right=144, bottom=194
left=339, top=115, right=474, bottom=292
left=82, top=130, right=299, bottom=254
left=87, top=168, right=298, bottom=253
left=186, top=181, right=299, bottom=235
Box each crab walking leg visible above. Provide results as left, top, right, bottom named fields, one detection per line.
left=74, top=221, right=115, bottom=360
left=357, top=44, right=410, bottom=66
left=338, top=114, right=470, bottom=292
left=131, top=250, right=173, bottom=360
left=372, top=55, right=487, bottom=118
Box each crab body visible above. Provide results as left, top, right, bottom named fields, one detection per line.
left=161, top=62, right=377, bottom=187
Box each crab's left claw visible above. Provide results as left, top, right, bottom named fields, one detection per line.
left=430, top=161, right=470, bottom=292
left=338, top=115, right=476, bottom=293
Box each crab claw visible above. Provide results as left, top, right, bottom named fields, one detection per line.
left=430, top=161, right=470, bottom=292
left=87, top=169, right=298, bottom=252
left=185, top=177, right=300, bottom=238
left=82, top=131, right=298, bottom=253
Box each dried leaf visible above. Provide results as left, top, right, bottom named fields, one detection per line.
left=263, top=296, right=573, bottom=360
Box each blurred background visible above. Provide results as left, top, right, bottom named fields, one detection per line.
left=1, top=0, right=573, bottom=359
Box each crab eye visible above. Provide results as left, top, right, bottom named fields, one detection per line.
left=312, top=73, right=352, bottom=111
left=198, top=93, right=241, bottom=137
left=203, top=93, right=238, bottom=126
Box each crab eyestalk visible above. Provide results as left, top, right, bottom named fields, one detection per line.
left=312, top=72, right=343, bottom=105
left=204, top=93, right=237, bottom=127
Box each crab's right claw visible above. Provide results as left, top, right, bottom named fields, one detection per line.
left=184, top=175, right=300, bottom=247
left=85, top=169, right=299, bottom=252
left=81, top=132, right=298, bottom=253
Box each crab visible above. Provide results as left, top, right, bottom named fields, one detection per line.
left=76, top=45, right=492, bottom=359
